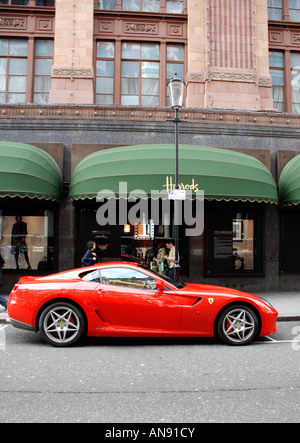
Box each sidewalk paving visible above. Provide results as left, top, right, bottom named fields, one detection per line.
left=1, top=292, right=300, bottom=324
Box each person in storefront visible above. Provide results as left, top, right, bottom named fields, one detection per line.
left=164, top=239, right=176, bottom=280
left=0, top=252, right=7, bottom=311
left=81, top=241, right=97, bottom=266
left=153, top=242, right=167, bottom=275
left=11, top=215, right=31, bottom=270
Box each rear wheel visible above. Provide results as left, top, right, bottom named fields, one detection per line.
left=39, top=302, right=86, bottom=347
left=217, top=305, right=259, bottom=345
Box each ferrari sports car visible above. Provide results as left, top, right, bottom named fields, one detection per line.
left=8, top=262, right=278, bottom=347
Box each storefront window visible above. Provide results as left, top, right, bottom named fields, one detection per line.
left=0, top=210, right=54, bottom=272
left=207, top=204, right=263, bottom=276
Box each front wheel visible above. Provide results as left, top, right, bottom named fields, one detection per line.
left=39, top=302, right=86, bottom=347
left=217, top=305, right=259, bottom=345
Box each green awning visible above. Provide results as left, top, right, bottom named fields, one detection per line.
left=0, top=142, right=62, bottom=201
left=69, top=144, right=278, bottom=204
left=279, top=155, right=300, bottom=206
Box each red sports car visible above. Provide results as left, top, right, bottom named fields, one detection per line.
left=8, top=262, right=278, bottom=347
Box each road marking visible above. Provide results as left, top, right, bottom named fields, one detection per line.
left=0, top=324, right=8, bottom=351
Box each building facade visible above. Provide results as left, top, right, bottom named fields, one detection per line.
left=1, top=0, right=300, bottom=294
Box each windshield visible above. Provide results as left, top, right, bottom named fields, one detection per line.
left=138, top=265, right=186, bottom=289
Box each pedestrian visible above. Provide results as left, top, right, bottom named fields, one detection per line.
left=0, top=253, right=7, bottom=311
left=153, top=242, right=167, bottom=275
left=81, top=241, right=97, bottom=266
left=0, top=296, right=7, bottom=311
left=164, top=239, right=176, bottom=280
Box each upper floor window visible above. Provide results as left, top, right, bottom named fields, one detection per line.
left=96, top=41, right=184, bottom=106
left=97, top=0, right=115, bottom=9
left=166, top=0, right=184, bottom=13
left=123, top=0, right=159, bottom=12
left=268, top=0, right=282, bottom=20
left=291, top=53, right=300, bottom=112
left=166, top=44, right=184, bottom=106
left=34, top=40, right=53, bottom=104
left=290, top=0, right=300, bottom=21
left=0, top=0, right=54, bottom=4
left=96, top=41, right=115, bottom=104
left=0, top=39, right=28, bottom=104
left=96, top=0, right=184, bottom=13
left=269, top=51, right=285, bottom=111
left=121, top=42, right=159, bottom=106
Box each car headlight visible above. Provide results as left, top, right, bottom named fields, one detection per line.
left=259, top=297, right=275, bottom=309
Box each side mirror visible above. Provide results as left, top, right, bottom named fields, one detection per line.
left=156, top=280, right=164, bottom=291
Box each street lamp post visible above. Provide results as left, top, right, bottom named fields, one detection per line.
left=168, top=73, right=185, bottom=281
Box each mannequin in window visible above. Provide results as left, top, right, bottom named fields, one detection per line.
left=11, top=215, right=31, bottom=270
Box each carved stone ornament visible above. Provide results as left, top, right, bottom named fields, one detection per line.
left=52, top=68, right=93, bottom=78
left=208, top=72, right=257, bottom=83
left=0, top=17, right=26, bottom=29
left=124, top=22, right=158, bottom=34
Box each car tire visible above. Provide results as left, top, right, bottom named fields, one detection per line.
left=217, top=304, right=259, bottom=346
left=39, top=302, right=86, bottom=347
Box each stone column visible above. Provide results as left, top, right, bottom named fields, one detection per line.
left=49, top=0, right=94, bottom=104
left=186, top=0, right=273, bottom=110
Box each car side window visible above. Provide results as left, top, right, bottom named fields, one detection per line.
left=80, top=269, right=101, bottom=283
left=100, top=267, right=157, bottom=290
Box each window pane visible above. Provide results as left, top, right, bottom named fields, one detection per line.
left=0, top=58, right=7, bottom=75
left=34, top=93, right=49, bottom=104
left=97, top=60, right=114, bottom=77
left=270, top=69, right=284, bottom=86
left=121, top=95, right=139, bottom=105
left=122, top=43, right=140, bottom=60
left=36, top=0, right=55, bottom=5
left=35, top=40, right=53, bottom=57
left=0, top=93, right=5, bottom=103
left=7, top=93, right=26, bottom=103
left=0, top=40, right=8, bottom=56
left=142, top=95, right=159, bottom=106
left=8, top=76, right=27, bottom=93
left=291, top=53, right=300, bottom=69
left=141, top=43, right=159, bottom=60
left=96, top=77, right=114, bottom=94
left=0, top=76, right=6, bottom=92
left=268, top=0, right=282, bottom=20
left=167, top=45, right=184, bottom=61
left=142, top=78, right=159, bottom=95
left=34, top=76, right=51, bottom=93
left=97, top=42, right=114, bottom=58
left=97, top=0, right=116, bottom=9
left=96, top=94, right=114, bottom=104
left=9, top=59, right=27, bottom=75
left=166, top=0, right=184, bottom=14
left=269, top=52, right=283, bottom=67
left=141, top=61, right=159, bottom=78
left=122, top=61, right=139, bottom=77
left=9, top=40, right=28, bottom=57
left=142, top=0, right=159, bottom=12
left=123, top=0, right=140, bottom=11
left=35, top=59, right=52, bottom=76
left=121, top=78, right=139, bottom=94
left=167, top=62, right=183, bottom=80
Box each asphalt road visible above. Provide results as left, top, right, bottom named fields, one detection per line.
left=0, top=322, right=299, bottom=424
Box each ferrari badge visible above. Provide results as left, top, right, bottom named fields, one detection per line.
left=208, top=298, right=214, bottom=305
